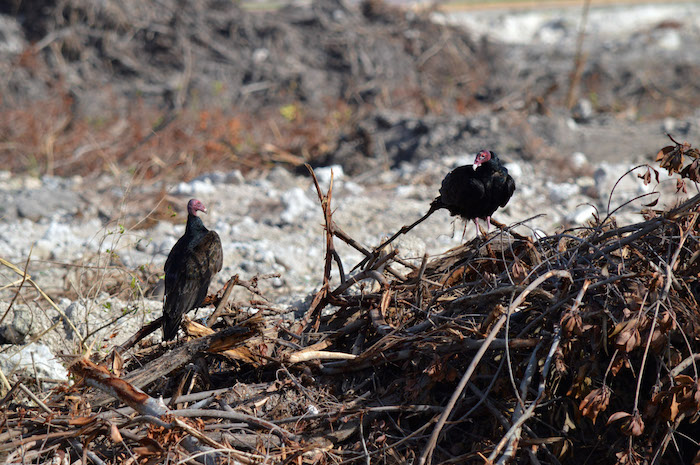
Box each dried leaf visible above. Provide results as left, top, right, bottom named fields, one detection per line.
left=606, top=411, right=632, bottom=424
left=558, top=237, right=567, bottom=253
left=655, top=145, right=675, bottom=161
left=680, top=159, right=700, bottom=182
left=650, top=327, right=666, bottom=351
left=133, top=439, right=164, bottom=456
left=676, top=178, right=687, bottom=194
left=669, top=393, right=680, bottom=422
left=658, top=146, right=684, bottom=175
left=610, top=321, right=629, bottom=338
left=567, top=363, right=593, bottom=399
left=111, top=350, right=123, bottom=378
left=68, top=417, right=95, bottom=426
left=610, top=353, right=629, bottom=377
left=637, top=168, right=652, bottom=185
left=561, top=311, right=580, bottom=337
left=621, top=413, right=645, bottom=436
left=579, top=386, right=611, bottom=423
left=615, top=326, right=641, bottom=353
left=674, top=374, right=696, bottom=385
left=554, top=347, right=567, bottom=376
left=110, top=422, right=123, bottom=443
left=511, top=259, right=529, bottom=284
left=608, top=411, right=644, bottom=436
left=642, top=197, right=659, bottom=207
left=659, top=310, right=676, bottom=331
left=616, top=448, right=643, bottom=465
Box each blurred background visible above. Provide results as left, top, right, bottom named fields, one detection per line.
left=1, top=0, right=699, bottom=180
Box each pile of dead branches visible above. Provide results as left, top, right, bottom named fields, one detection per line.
left=2, top=150, right=700, bottom=464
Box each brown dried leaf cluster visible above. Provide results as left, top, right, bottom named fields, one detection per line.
left=656, top=134, right=700, bottom=191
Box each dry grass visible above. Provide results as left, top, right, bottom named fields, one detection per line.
left=0, top=92, right=356, bottom=182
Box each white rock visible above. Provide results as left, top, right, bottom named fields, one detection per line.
left=34, top=221, right=77, bottom=259
left=571, top=152, right=588, bottom=170
left=194, top=171, right=228, bottom=185
left=174, top=179, right=216, bottom=195
left=226, top=170, right=245, bottom=184
left=572, top=99, right=593, bottom=122
left=532, top=229, right=548, bottom=240
left=0, top=343, right=68, bottom=381
left=535, top=19, right=568, bottom=45
left=576, top=176, right=596, bottom=188
left=343, top=181, right=364, bottom=194
left=567, top=205, right=597, bottom=225
left=253, top=48, right=269, bottom=63
left=307, top=404, right=320, bottom=415
left=314, top=165, right=344, bottom=190
left=280, top=187, right=316, bottom=225
left=505, top=162, right=522, bottom=178
left=663, top=117, right=677, bottom=134
left=41, top=221, right=73, bottom=245
left=657, top=30, right=681, bottom=51
left=395, top=185, right=416, bottom=197
left=547, top=182, right=579, bottom=204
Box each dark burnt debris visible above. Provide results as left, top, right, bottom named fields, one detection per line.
left=2, top=141, right=700, bottom=464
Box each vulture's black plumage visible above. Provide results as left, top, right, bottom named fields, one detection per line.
left=432, top=150, right=516, bottom=234
left=356, top=150, right=516, bottom=270
left=162, top=199, right=223, bottom=340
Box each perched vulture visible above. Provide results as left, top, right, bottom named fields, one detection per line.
left=432, top=150, right=516, bottom=235
left=363, top=150, right=516, bottom=268
left=162, top=199, right=223, bottom=340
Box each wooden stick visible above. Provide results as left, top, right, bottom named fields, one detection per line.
left=206, top=275, right=238, bottom=327
left=354, top=204, right=439, bottom=271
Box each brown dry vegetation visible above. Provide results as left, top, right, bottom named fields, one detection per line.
left=0, top=0, right=492, bottom=181
left=2, top=0, right=699, bottom=182
left=0, top=92, right=354, bottom=180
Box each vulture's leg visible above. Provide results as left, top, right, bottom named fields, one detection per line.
left=473, top=219, right=481, bottom=238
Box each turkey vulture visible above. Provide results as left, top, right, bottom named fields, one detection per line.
left=360, top=150, right=515, bottom=268
left=432, top=149, right=516, bottom=235
left=162, top=199, right=223, bottom=340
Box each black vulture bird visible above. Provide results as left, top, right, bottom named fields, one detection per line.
left=432, top=149, right=516, bottom=236
left=162, top=199, right=223, bottom=341
left=360, top=150, right=515, bottom=268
